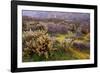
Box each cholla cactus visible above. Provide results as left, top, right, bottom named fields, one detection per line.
left=22, top=23, right=55, bottom=59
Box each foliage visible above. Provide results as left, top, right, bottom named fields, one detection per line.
left=22, top=23, right=57, bottom=60
left=22, top=17, right=90, bottom=62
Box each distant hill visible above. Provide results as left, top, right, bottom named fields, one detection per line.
left=22, top=11, right=90, bottom=23
left=22, top=15, right=89, bottom=24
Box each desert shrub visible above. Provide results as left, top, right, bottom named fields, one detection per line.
left=22, top=23, right=57, bottom=60
left=53, top=39, right=62, bottom=49
left=47, top=23, right=68, bottom=34
left=22, top=22, right=28, bottom=31
left=80, top=24, right=90, bottom=34
left=61, top=39, right=72, bottom=52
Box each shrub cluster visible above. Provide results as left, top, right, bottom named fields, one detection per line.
left=22, top=23, right=56, bottom=59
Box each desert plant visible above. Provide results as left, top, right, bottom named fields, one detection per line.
left=22, top=23, right=57, bottom=60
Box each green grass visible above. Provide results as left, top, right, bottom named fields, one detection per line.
left=23, top=46, right=90, bottom=62
left=23, top=48, right=76, bottom=62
